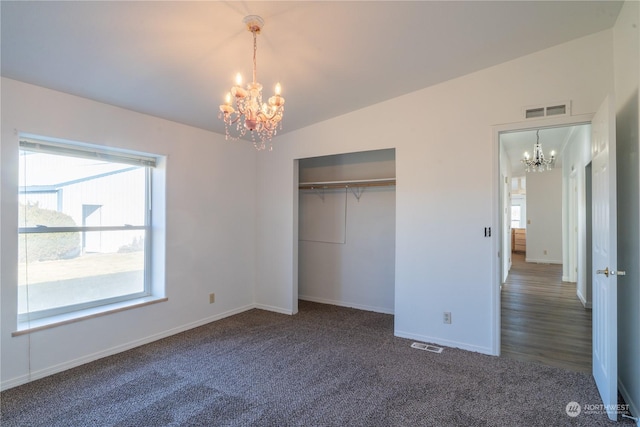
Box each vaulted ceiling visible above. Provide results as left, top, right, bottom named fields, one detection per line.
left=1, top=1, right=623, bottom=140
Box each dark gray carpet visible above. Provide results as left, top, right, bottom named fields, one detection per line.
left=1, top=301, right=633, bottom=426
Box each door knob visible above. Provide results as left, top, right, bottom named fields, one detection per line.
left=596, top=267, right=626, bottom=277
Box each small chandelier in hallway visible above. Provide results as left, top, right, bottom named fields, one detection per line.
left=521, top=130, right=555, bottom=172
left=219, top=15, right=285, bottom=151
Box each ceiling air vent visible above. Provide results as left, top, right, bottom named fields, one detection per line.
left=523, top=101, right=570, bottom=119
left=525, top=107, right=545, bottom=119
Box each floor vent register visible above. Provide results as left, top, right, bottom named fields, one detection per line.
left=411, top=342, right=443, bottom=353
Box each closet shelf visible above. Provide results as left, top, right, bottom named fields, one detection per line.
left=298, top=178, right=396, bottom=190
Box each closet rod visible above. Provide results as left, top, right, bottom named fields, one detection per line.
left=298, top=178, right=396, bottom=190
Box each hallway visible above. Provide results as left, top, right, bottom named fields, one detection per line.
left=501, top=253, right=592, bottom=373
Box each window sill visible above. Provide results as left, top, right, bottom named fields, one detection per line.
left=12, top=296, right=168, bottom=337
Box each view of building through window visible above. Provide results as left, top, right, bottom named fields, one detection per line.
left=18, top=140, right=154, bottom=320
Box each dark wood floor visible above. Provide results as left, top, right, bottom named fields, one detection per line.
left=501, top=252, right=592, bottom=373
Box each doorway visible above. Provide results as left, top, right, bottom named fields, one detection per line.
left=297, top=149, right=396, bottom=315
left=497, top=121, right=593, bottom=371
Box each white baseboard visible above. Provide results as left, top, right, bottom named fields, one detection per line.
left=525, top=257, right=563, bottom=264
left=254, top=303, right=294, bottom=315
left=576, top=290, right=592, bottom=309
left=298, top=295, right=394, bottom=315
left=619, top=379, right=640, bottom=425
left=394, top=329, right=493, bottom=356
left=1, top=304, right=256, bottom=391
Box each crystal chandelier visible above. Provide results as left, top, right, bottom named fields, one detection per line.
left=219, top=15, right=285, bottom=151
left=521, top=130, right=555, bottom=172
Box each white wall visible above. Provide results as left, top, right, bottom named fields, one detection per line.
left=298, top=187, right=395, bottom=313
left=525, top=169, right=563, bottom=264
left=561, top=125, right=591, bottom=305
left=299, top=149, right=396, bottom=183
left=0, top=78, right=257, bottom=389
left=254, top=30, right=614, bottom=355
left=613, top=0, right=640, bottom=417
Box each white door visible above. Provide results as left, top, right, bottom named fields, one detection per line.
left=591, top=94, right=618, bottom=421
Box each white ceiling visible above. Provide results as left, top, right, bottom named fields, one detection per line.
left=1, top=1, right=623, bottom=140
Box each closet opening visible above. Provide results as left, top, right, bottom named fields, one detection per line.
left=297, top=149, right=396, bottom=317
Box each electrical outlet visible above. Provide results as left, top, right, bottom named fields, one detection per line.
left=443, top=312, right=452, bottom=324
left=209, top=293, right=215, bottom=304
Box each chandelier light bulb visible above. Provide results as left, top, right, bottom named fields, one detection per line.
left=235, top=73, right=243, bottom=86
left=275, top=83, right=281, bottom=96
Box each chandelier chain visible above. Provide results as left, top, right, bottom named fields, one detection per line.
left=252, top=29, right=257, bottom=85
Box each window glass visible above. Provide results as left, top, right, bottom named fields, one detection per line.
left=18, top=142, right=153, bottom=320
left=510, top=205, right=521, bottom=229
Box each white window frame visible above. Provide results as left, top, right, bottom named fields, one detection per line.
left=510, top=205, right=522, bottom=229
left=18, top=137, right=157, bottom=323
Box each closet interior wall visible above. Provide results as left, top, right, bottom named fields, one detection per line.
left=298, top=149, right=396, bottom=314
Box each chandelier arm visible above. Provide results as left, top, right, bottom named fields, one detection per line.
left=256, top=108, right=282, bottom=122
left=260, top=119, right=277, bottom=131
left=221, top=102, right=246, bottom=125
left=226, top=114, right=242, bottom=126
left=234, top=100, right=247, bottom=116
